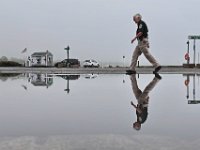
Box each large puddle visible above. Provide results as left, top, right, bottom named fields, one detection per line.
left=0, top=73, right=200, bottom=149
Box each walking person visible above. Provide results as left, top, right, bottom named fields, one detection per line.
left=126, top=13, right=161, bottom=75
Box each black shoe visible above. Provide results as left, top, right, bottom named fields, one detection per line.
left=153, top=66, right=162, bottom=74
left=154, top=73, right=162, bottom=80
left=126, top=69, right=136, bottom=75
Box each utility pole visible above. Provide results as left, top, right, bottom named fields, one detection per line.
left=123, top=56, right=125, bottom=67
left=193, top=39, right=196, bottom=65
left=187, top=41, right=190, bottom=64
left=64, top=46, right=70, bottom=67
left=64, top=46, right=70, bottom=60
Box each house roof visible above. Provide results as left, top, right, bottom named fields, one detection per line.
left=31, top=51, right=53, bottom=57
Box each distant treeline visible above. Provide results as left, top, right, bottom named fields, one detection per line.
left=0, top=61, right=22, bottom=67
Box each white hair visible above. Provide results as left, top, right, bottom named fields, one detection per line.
left=134, top=13, right=142, bottom=19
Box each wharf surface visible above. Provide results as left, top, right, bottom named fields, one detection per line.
left=0, top=66, right=200, bottom=75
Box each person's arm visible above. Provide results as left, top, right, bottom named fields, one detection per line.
left=131, top=101, right=142, bottom=114
left=131, top=32, right=143, bottom=44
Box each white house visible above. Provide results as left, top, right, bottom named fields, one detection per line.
left=30, top=50, right=53, bottom=67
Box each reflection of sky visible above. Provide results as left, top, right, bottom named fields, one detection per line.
left=0, top=74, right=200, bottom=148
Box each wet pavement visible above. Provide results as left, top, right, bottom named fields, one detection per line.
left=0, top=73, right=200, bottom=149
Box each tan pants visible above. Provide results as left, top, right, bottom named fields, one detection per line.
left=130, top=74, right=160, bottom=105
left=130, top=38, right=160, bottom=70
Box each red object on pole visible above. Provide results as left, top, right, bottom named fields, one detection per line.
left=185, top=53, right=190, bottom=61
left=185, top=79, right=189, bottom=86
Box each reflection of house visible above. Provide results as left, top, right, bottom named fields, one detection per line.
left=31, top=50, right=53, bottom=67
left=31, top=74, right=53, bottom=88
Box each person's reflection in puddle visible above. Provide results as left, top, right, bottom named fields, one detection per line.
left=130, top=73, right=162, bottom=130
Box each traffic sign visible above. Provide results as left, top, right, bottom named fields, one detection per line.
left=188, top=35, right=200, bottom=40
left=188, top=100, right=200, bottom=104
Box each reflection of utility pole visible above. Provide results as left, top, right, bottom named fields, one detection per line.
left=187, top=74, right=200, bottom=104
left=187, top=84, right=189, bottom=99
left=193, top=75, right=196, bottom=101
left=123, top=74, right=125, bottom=83
left=64, top=78, right=70, bottom=94
left=186, top=75, right=189, bottom=99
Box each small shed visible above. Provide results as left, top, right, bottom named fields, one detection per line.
left=31, top=50, right=53, bottom=67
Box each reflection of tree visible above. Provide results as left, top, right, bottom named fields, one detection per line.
left=0, top=77, right=8, bottom=82
left=0, top=73, right=21, bottom=82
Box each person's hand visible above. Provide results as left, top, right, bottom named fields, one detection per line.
left=131, top=101, right=136, bottom=107
left=131, top=38, right=136, bottom=44
left=131, top=101, right=142, bottom=114
left=131, top=101, right=134, bottom=105
left=147, top=43, right=150, bottom=48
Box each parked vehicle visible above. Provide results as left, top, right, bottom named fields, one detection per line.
left=57, top=75, right=80, bottom=80
left=55, top=59, right=80, bottom=68
left=83, top=60, right=100, bottom=68
left=84, top=74, right=98, bottom=79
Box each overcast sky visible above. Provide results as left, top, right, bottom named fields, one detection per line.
left=0, top=0, right=200, bottom=65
